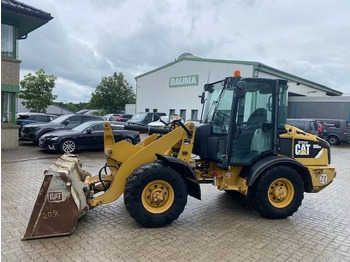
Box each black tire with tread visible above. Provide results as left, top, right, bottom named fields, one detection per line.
left=124, top=162, right=188, bottom=227
left=248, top=166, right=304, bottom=219
left=327, top=135, right=339, bottom=145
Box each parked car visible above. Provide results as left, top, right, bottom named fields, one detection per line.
left=102, top=114, right=116, bottom=121
left=16, top=113, right=57, bottom=136
left=21, top=114, right=103, bottom=143
left=110, top=114, right=133, bottom=122
left=127, top=112, right=166, bottom=126
left=148, top=115, right=184, bottom=128
left=39, top=121, right=140, bottom=153
left=302, top=118, right=350, bottom=145
left=287, top=119, right=319, bottom=136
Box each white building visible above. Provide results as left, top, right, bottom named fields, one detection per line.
left=135, top=53, right=341, bottom=121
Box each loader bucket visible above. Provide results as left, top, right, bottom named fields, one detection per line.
left=22, top=154, right=91, bottom=240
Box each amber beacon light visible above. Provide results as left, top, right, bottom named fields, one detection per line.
left=233, top=70, right=241, bottom=77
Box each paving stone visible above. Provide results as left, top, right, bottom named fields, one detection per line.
left=1, top=143, right=350, bottom=261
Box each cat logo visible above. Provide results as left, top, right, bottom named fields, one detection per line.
left=295, top=142, right=311, bottom=156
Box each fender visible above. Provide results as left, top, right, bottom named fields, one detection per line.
left=243, top=155, right=312, bottom=192
left=156, top=154, right=201, bottom=200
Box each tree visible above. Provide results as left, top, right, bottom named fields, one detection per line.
left=19, top=69, right=57, bottom=113
left=90, top=72, right=136, bottom=113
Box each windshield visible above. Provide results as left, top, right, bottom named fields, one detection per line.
left=130, top=113, right=147, bottom=120
left=202, top=81, right=225, bottom=122
left=71, top=121, right=94, bottom=132
left=50, top=114, right=72, bottom=124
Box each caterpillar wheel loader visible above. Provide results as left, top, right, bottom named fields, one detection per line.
left=22, top=71, right=336, bottom=240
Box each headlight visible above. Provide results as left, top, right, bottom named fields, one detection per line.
left=49, top=136, right=59, bottom=141
left=29, top=127, right=40, bottom=132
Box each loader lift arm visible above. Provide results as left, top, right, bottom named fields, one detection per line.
left=88, top=121, right=198, bottom=208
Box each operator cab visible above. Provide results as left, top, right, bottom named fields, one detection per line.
left=193, top=71, right=288, bottom=167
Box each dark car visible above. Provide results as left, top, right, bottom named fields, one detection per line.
left=39, top=121, right=140, bottom=153
left=109, top=114, right=133, bottom=122
left=16, top=113, right=57, bottom=136
left=21, top=114, right=103, bottom=143
left=127, top=112, right=166, bottom=126
left=287, top=119, right=319, bottom=136
left=304, top=118, right=350, bottom=145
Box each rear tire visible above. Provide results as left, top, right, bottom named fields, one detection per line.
left=124, top=162, right=187, bottom=227
left=249, top=166, right=304, bottom=219
left=327, top=136, right=339, bottom=145
left=60, top=139, right=77, bottom=153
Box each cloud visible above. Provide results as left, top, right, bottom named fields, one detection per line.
left=19, top=0, right=350, bottom=104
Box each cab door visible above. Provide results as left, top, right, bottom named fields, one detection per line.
left=228, top=80, right=283, bottom=165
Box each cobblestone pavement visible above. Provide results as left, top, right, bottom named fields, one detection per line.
left=2, top=141, right=350, bottom=262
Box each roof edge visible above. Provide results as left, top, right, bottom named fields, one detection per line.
left=135, top=56, right=260, bottom=80
left=257, top=63, right=342, bottom=96
left=135, top=56, right=342, bottom=96
left=2, top=0, right=53, bottom=21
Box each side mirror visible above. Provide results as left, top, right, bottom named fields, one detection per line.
left=153, top=114, right=160, bottom=122
left=85, top=129, right=92, bottom=134
left=235, top=81, right=246, bottom=98
left=200, top=91, right=206, bottom=104
left=63, top=119, right=70, bottom=125
left=268, top=95, right=273, bottom=111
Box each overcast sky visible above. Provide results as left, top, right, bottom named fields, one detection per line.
left=19, top=0, right=350, bottom=103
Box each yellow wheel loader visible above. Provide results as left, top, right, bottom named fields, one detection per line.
left=22, top=71, right=336, bottom=240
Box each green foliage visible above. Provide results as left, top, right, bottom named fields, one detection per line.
left=54, top=101, right=92, bottom=113
left=90, top=72, right=136, bottom=113
left=19, top=69, right=57, bottom=113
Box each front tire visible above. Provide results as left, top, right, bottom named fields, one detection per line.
left=249, top=166, right=304, bottom=219
left=60, top=139, right=77, bottom=153
left=124, top=162, right=188, bottom=227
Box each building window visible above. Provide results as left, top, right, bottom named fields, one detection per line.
left=1, top=24, right=17, bottom=58
left=191, top=110, right=198, bottom=120
left=153, top=109, right=158, bottom=112
left=180, top=109, right=186, bottom=121
left=145, top=108, right=149, bottom=112
left=169, top=109, right=175, bottom=116
left=1, top=92, right=15, bottom=124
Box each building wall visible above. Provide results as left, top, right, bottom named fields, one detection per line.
left=136, top=59, right=337, bottom=121
left=257, top=71, right=326, bottom=96
left=136, top=60, right=254, bottom=120
left=288, top=97, right=350, bottom=121
left=1, top=125, right=19, bottom=149
left=1, top=58, right=20, bottom=149
left=1, top=58, right=20, bottom=85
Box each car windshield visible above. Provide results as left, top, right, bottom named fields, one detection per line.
left=50, top=114, right=72, bottom=124
left=130, top=113, right=147, bottom=120
left=71, top=122, right=95, bottom=132
left=160, top=116, right=169, bottom=122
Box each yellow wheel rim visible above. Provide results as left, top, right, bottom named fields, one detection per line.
left=268, top=178, right=295, bottom=208
left=141, top=180, right=174, bottom=214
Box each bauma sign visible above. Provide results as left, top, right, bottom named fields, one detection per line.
left=169, top=75, right=199, bottom=87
